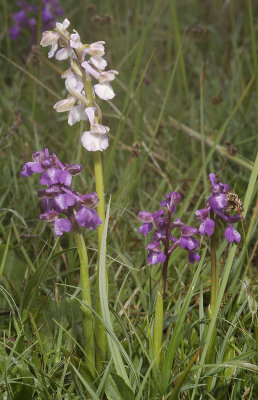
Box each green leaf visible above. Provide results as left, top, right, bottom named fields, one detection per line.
left=162, top=248, right=206, bottom=392
left=99, top=198, right=132, bottom=387
left=111, top=373, right=135, bottom=400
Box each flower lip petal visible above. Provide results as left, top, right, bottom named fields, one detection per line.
left=90, top=56, right=107, bottom=70
left=81, top=131, right=109, bottom=152
left=199, top=217, right=215, bottom=236
left=53, top=218, right=72, bottom=236
left=21, top=162, right=43, bottom=177
left=138, top=222, right=152, bottom=236
left=224, top=225, right=241, bottom=243
left=209, top=193, right=227, bottom=211
left=147, top=250, right=166, bottom=265
left=75, top=207, right=102, bottom=229
left=188, top=251, right=200, bottom=264
left=94, top=83, right=115, bottom=100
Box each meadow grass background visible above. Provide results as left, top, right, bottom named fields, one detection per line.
left=0, top=0, right=257, bottom=399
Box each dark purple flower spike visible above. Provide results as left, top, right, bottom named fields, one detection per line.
left=9, top=0, right=63, bottom=42
left=21, top=148, right=102, bottom=236
left=138, top=192, right=200, bottom=296
left=195, top=173, right=243, bottom=244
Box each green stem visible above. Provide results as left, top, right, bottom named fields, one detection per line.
left=81, top=66, right=107, bottom=371
left=153, top=284, right=163, bottom=371
left=206, top=214, right=217, bottom=388
left=73, top=230, right=95, bottom=377
left=93, top=150, right=107, bottom=371
left=210, top=215, right=218, bottom=315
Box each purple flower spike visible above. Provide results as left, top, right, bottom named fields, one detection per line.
left=21, top=149, right=102, bottom=236
left=138, top=191, right=200, bottom=266
left=195, top=173, right=243, bottom=244
left=9, top=0, right=63, bottom=43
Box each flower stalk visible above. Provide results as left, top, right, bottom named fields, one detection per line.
left=73, top=229, right=95, bottom=377
left=79, top=51, right=107, bottom=371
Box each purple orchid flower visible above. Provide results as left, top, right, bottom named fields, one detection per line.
left=138, top=192, right=200, bottom=266
left=21, top=148, right=102, bottom=236
left=195, top=173, right=243, bottom=244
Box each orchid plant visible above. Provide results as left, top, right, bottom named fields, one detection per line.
left=39, top=17, right=119, bottom=372
left=138, top=191, right=200, bottom=370
left=195, top=173, right=243, bottom=378
left=21, top=148, right=102, bottom=376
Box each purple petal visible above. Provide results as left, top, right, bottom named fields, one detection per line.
left=160, top=191, right=182, bottom=213
left=42, top=7, right=53, bottom=23
left=188, top=251, right=200, bottom=264
left=54, top=194, right=76, bottom=212
left=40, top=168, right=72, bottom=187
left=179, top=237, right=199, bottom=251
left=137, top=211, right=153, bottom=223
left=75, top=207, right=102, bottom=229
left=199, top=217, right=215, bottom=236
left=53, top=218, right=72, bottom=236
left=138, top=222, right=153, bottom=236
left=209, top=194, right=227, bottom=211
left=180, top=225, right=198, bottom=236
left=21, top=162, right=43, bottom=177
left=146, top=241, right=162, bottom=252
left=147, top=250, right=166, bottom=265
left=43, top=198, right=55, bottom=211
left=195, top=207, right=210, bottom=220
left=224, top=225, right=241, bottom=243
left=58, top=170, right=72, bottom=187
left=40, top=168, right=61, bottom=186
left=152, top=210, right=164, bottom=219
left=9, top=25, right=21, bottom=40
left=13, top=10, right=27, bottom=25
